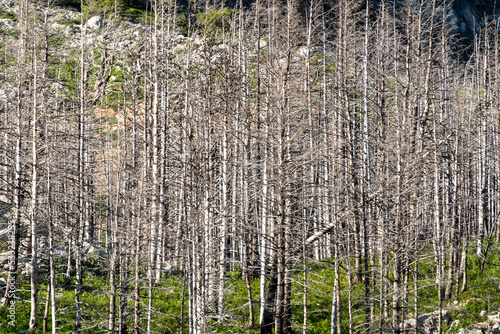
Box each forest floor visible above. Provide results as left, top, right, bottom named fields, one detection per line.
left=1, top=246, right=499, bottom=333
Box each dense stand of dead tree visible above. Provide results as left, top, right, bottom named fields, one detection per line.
left=1, top=0, right=500, bottom=333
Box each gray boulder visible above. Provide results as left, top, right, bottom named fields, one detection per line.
left=464, top=322, right=490, bottom=334
left=86, top=16, right=103, bottom=30
left=488, top=314, right=500, bottom=322
left=403, top=314, right=448, bottom=334
left=51, top=22, right=64, bottom=30
left=20, top=261, right=45, bottom=279
left=0, top=18, right=15, bottom=31
left=82, top=240, right=107, bottom=258
left=419, top=314, right=440, bottom=334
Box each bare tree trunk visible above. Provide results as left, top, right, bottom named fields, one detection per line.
left=147, top=3, right=161, bottom=332
left=75, top=7, right=88, bottom=332
left=362, top=2, right=371, bottom=331
left=46, top=126, right=57, bottom=334
left=259, top=101, right=269, bottom=331
left=118, top=250, right=129, bottom=334
left=330, top=239, right=341, bottom=334
left=29, top=36, right=39, bottom=333
left=260, top=258, right=277, bottom=334
left=108, top=187, right=120, bottom=334
left=218, top=113, right=229, bottom=319
left=433, top=114, right=443, bottom=334
left=460, top=232, right=468, bottom=292
left=42, top=282, right=50, bottom=334
left=2, top=0, right=28, bottom=310
left=133, top=206, right=142, bottom=334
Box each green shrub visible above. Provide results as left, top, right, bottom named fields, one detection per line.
left=57, top=17, right=81, bottom=26
left=0, top=9, right=16, bottom=21
left=197, top=7, right=237, bottom=35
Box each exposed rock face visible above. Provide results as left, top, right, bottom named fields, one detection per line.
left=452, top=0, right=500, bottom=32
left=368, top=0, right=500, bottom=44
left=241, top=0, right=500, bottom=43
left=1, top=0, right=499, bottom=40
left=0, top=0, right=497, bottom=56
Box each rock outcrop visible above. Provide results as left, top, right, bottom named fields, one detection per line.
left=402, top=307, right=500, bottom=334
left=458, top=322, right=500, bottom=334
left=86, top=15, right=103, bottom=30
left=403, top=314, right=446, bottom=334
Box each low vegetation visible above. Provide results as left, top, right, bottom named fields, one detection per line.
left=1, top=246, right=499, bottom=333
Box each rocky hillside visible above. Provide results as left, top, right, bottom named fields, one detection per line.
left=2, top=0, right=500, bottom=44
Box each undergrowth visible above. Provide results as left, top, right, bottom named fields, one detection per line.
left=0, top=242, right=499, bottom=333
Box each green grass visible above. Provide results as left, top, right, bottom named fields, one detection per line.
left=197, top=7, right=238, bottom=36
left=120, top=7, right=149, bottom=24
left=0, top=241, right=499, bottom=333
left=56, top=17, right=81, bottom=26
